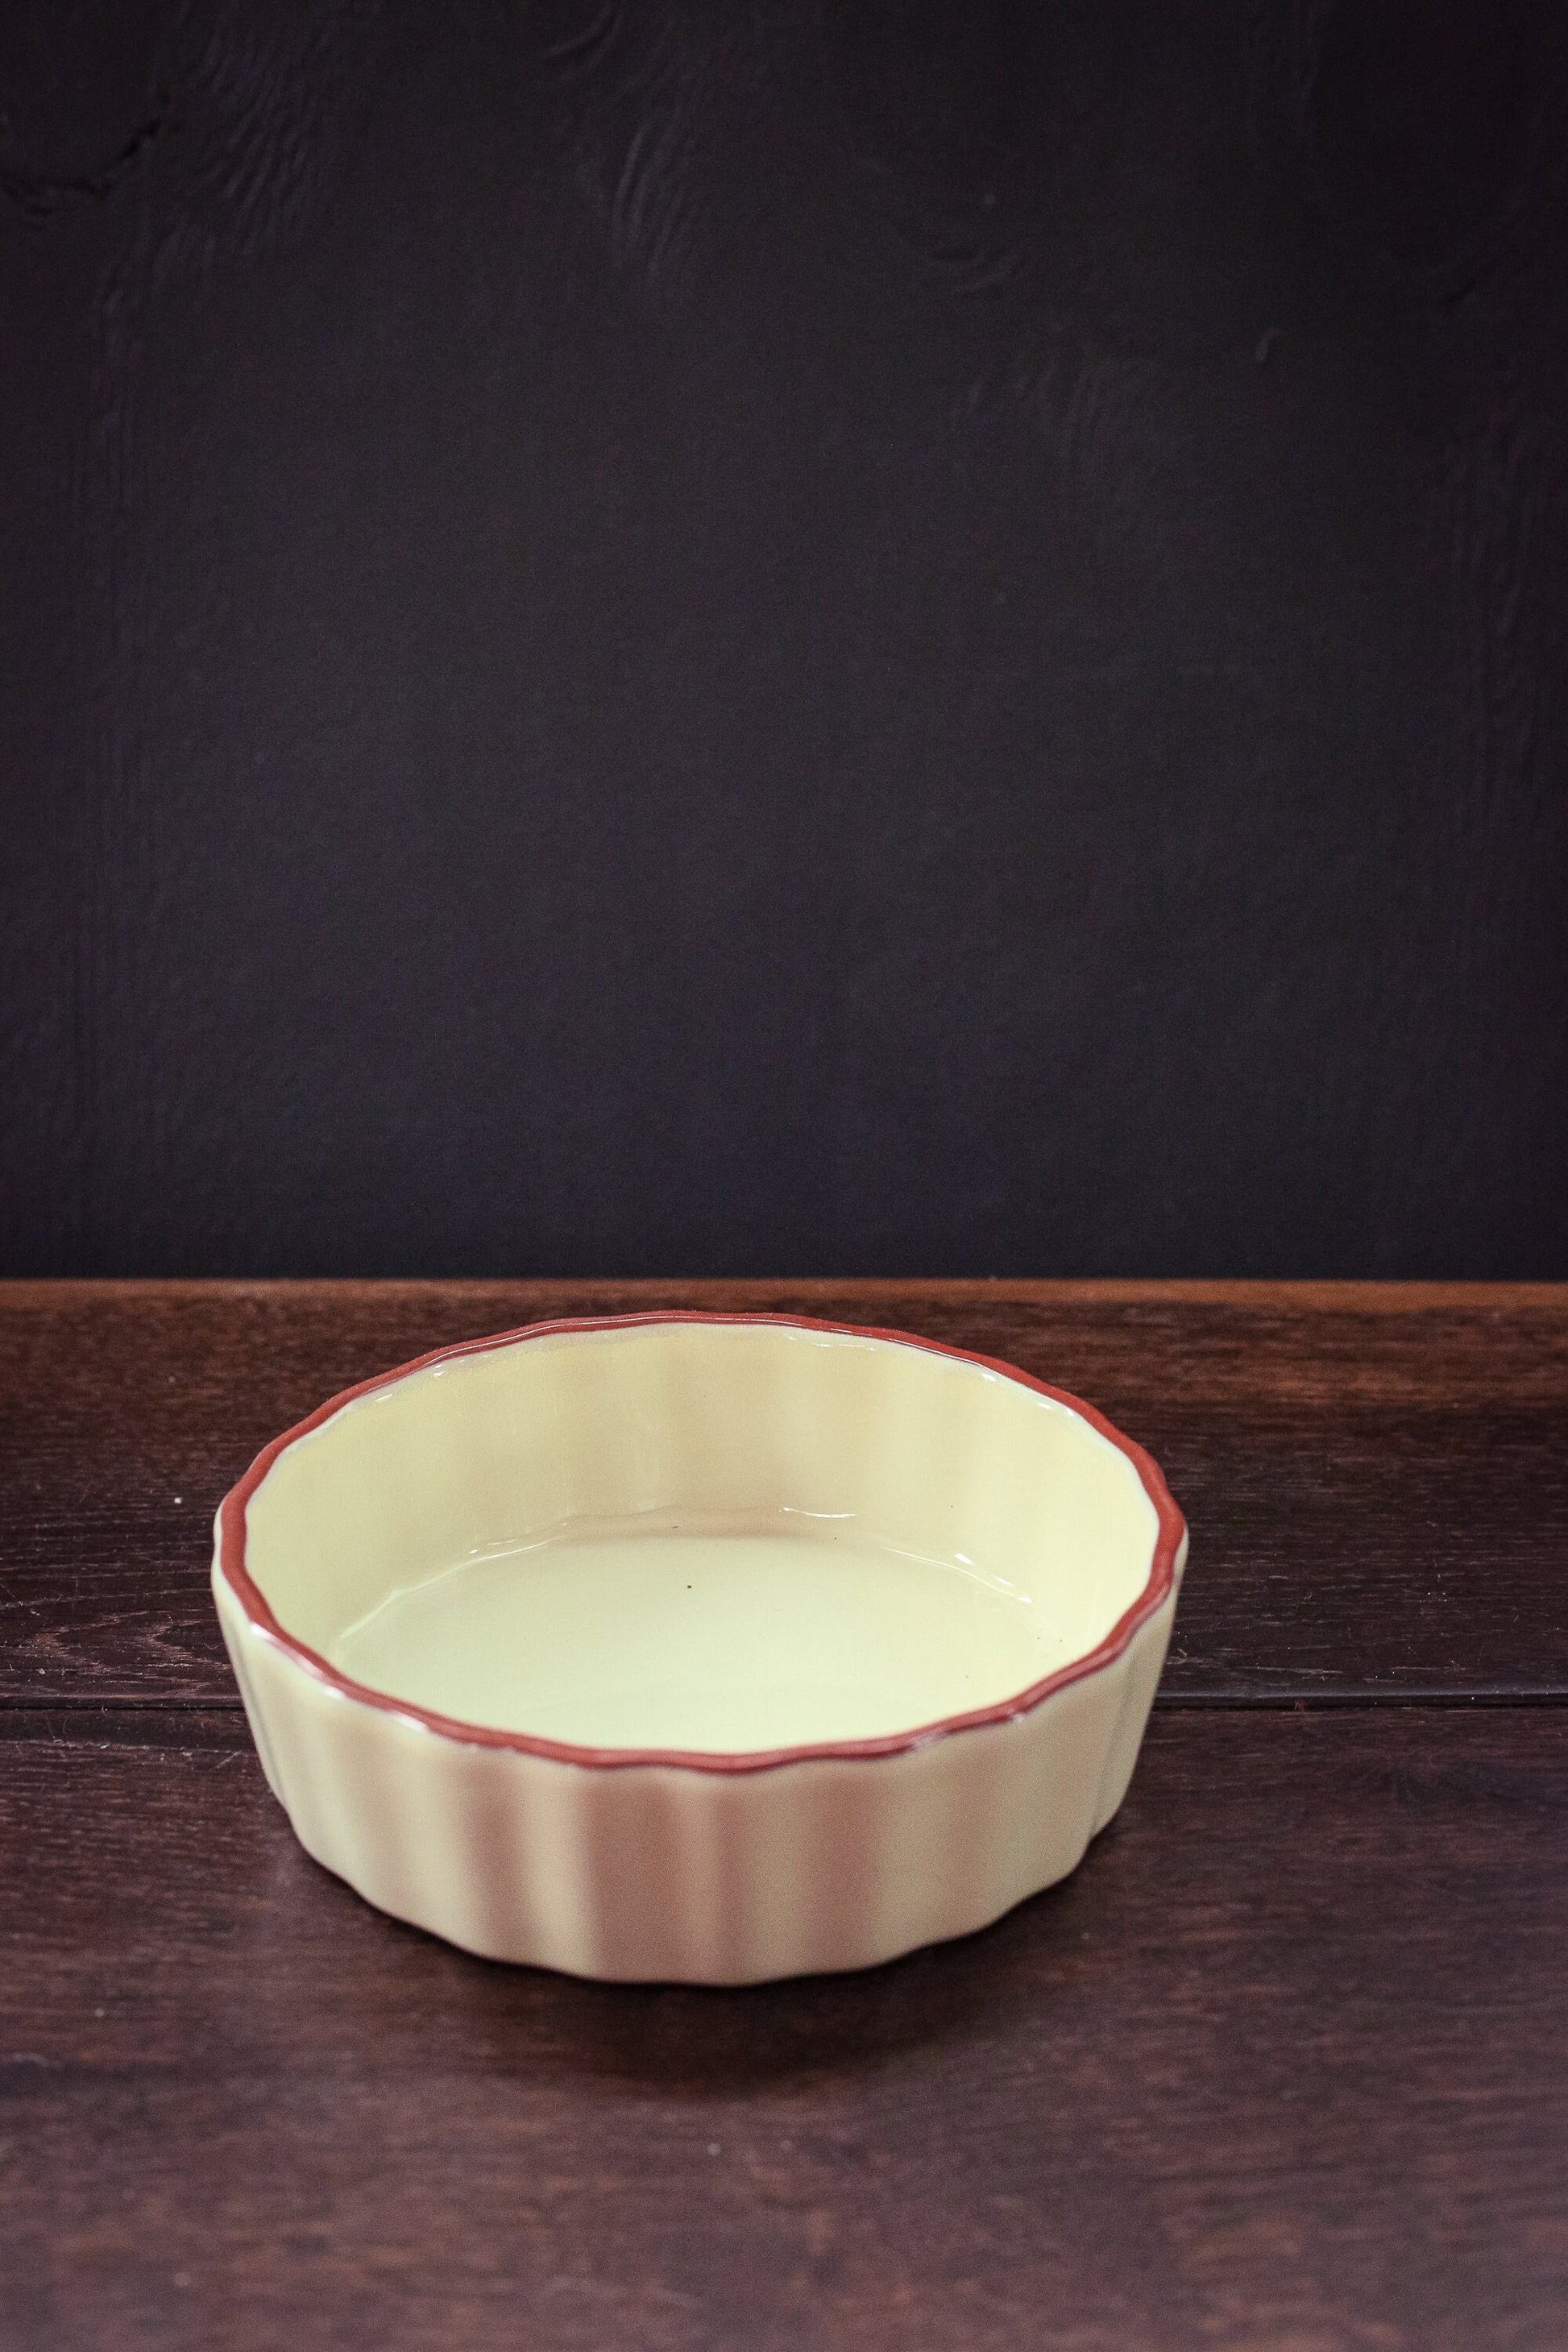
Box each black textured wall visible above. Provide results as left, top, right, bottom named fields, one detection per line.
left=2, top=2, right=1566, bottom=1276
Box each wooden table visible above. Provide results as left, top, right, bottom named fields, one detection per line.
left=3, top=1280, right=1566, bottom=2350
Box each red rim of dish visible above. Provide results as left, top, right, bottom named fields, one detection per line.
left=215, top=1312, right=1187, bottom=1774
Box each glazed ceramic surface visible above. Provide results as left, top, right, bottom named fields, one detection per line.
left=214, top=1314, right=1185, bottom=1982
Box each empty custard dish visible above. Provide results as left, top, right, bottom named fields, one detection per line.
left=213, top=1313, right=1186, bottom=1983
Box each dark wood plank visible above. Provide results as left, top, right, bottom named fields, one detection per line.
left=2, top=1704, right=1564, bottom=2351
left=2, top=1280, right=1565, bottom=1705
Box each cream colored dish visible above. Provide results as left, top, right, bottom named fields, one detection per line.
left=213, top=1313, right=1186, bottom=1983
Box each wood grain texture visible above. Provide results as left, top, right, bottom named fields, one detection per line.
left=2, top=1280, right=1564, bottom=1704
left=3, top=1284, right=1565, bottom=2348
left=2, top=1703, right=1564, bottom=2351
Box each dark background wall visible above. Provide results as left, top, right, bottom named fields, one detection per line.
left=2, top=0, right=1565, bottom=1278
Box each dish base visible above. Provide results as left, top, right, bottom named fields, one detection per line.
left=331, top=1516, right=1060, bottom=1753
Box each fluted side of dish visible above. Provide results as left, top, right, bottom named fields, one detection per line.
left=212, top=1313, right=1186, bottom=1982
left=213, top=1544, right=1181, bottom=1983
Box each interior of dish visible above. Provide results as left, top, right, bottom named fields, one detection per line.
left=239, top=1319, right=1161, bottom=1753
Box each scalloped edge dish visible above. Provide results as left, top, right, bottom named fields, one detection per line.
left=213, top=1313, right=1186, bottom=1982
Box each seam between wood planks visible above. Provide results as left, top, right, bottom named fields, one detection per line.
left=1, top=1686, right=1566, bottom=1716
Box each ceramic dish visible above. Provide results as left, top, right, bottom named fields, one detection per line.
left=213, top=1313, right=1186, bottom=1983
